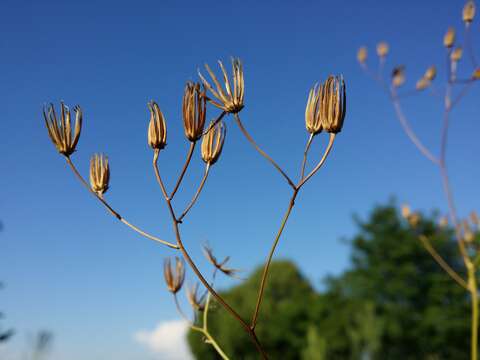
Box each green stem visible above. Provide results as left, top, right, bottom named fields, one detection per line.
left=470, top=267, right=478, bottom=360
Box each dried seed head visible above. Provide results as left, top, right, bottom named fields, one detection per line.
left=203, top=245, right=241, bottom=278
left=451, top=47, right=463, bottom=62
left=472, top=67, right=480, bottom=79
left=186, top=283, right=205, bottom=311
left=147, top=102, right=167, bottom=150
left=182, top=82, right=207, bottom=142
left=392, top=66, right=406, bottom=88
left=357, top=47, right=368, bottom=64
left=424, top=66, right=437, bottom=81
left=376, top=42, right=389, bottom=58
left=444, top=27, right=456, bottom=48
left=401, top=204, right=411, bottom=219
left=462, top=220, right=475, bottom=243
left=305, top=84, right=323, bottom=135
left=416, top=77, right=431, bottom=91
left=439, top=216, right=449, bottom=228
left=201, top=120, right=226, bottom=165
left=408, top=212, right=421, bottom=228
left=320, top=75, right=346, bottom=134
left=43, top=102, right=82, bottom=156
left=89, top=154, right=110, bottom=195
left=463, top=1, right=476, bottom=23
left=199, top=58, right=244, bottom=113
left=163, top=257, right=185, bottom=294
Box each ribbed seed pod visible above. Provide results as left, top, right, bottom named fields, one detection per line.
left=163, top=257, right=185, bottom=294
left=147, top=101, right=167, bottom=150
left=444, top=27, right=456, bottom=48
left=463, top=1, right=476, bottom=24
left=203, top=245, right=240, bottom=278
left=451, top=47, right=463, bottom=62
left=182, top=82, right=207, bottom=142
left=186, top=283, right=205, bottom=311
left=392, top=66, right=406, bottom=88
left=473, top=67, right=480, bottom=79
left=357, top=47, right=368, bottom=64
left=376, top=42, right=389, bottom=58
left=416, top=77, right=431, bottom=91
left=198, top=58, right=244, bottom=113
left=201, top=120, right=226, bottom=165
left=305, top=84, right=323, bottom=135
left=43, top=102, right=82, bottom=156
left=89, top=154, right=110, bottom=195
left=320, top=75, right=346, bottom=134
left=424, top=66, right=437, bottom=81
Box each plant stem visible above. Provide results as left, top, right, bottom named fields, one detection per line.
left=178, top=164, right=211, bottom=222
left=470, top=267, right=479, bottom=360
left=170, top=142, right=196, bottom=200
left=300, top=134, right=314, bottom=180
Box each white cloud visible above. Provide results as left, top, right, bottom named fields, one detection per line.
left=134, top=319, right=193, bottom=360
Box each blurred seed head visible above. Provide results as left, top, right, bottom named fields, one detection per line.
left=439, top=216, right=449, bottom=228
left=89, top=154, right=110, bottom=196
left=186, top=283, right=205, bottom=311
left=357, top=46, right=368, bottom=64
left=147, top=102, right=167, bottom=150
left=199, top=58, right=244, bottom=113
left=462, top=220, right=475, bottom=243
left=392, top=66, right=406, bottom=88
left=451, top=47, right=463, bottom=62
left=471, top=211, right=479, bottom=225
left=305, top=84, right=323, bottom=135
left=376, top=42, right=389, bottom=58
left=424, top=66, right=437, bottom=81
left=43, top=102, right=82, bottom=156
left=163, top=257, right=185, bottom=294
left=463, top=1, right=476, bottom=24
left=201, top=121, right=226, bottom=165
left=320, top=75, right=346, bottom=134
left=444, top=27, right=456, bottom=48
left=408, top=212, right=421, bottom=228
left=416, top=77, right=431, bottom=91
left=401, top=204, right=411, bottom=219
left=203, top=245, right=241, bottom=278
left=472, top=67, right=480, bottom=79
left=182, top=82, right=207, bottom=142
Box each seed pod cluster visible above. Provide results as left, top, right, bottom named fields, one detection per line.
left=89, top=154, right=110, bottom=195
left=182, top=82, right=207, bottom=142
left=201, top=121, right=226, bottom=165
left=148, top=101, right=167, bottom=150
left=43, top=102, right=82, bottom=156
left=163, top=257, right=185, bottom=294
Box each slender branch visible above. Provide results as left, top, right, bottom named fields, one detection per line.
left=202, top=111, right=227, bottom=136
left=419, top=235, right=468, bottom=290
left=64, top=156, right=178, bottom=249
left=178, top=164, right=211, bottom=222
left=234, top=113, right=296, bottom=190
left=464, top=24, right=478, bottom=68
left=201, top=294, right=229, bottom=360
left=469, top=267, right=479, bottom=360
left=169, top=142, right=196, bottom=200
left=152, top=150, right=170, bottom=200
left=300, top=134, right=314, bottom=180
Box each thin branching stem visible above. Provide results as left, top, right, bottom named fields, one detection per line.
left=300, top=134, right=314, bottom=180
left=178, top=164, right=211, bottom=222
left=170, top=142, right=196, bottom=200
left=202, top=111, right=227, bottom=136
left=64, top=156, right=178, bottom=249
left=464, top=24, right=478, bottom=68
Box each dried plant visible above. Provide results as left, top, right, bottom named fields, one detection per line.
left=358, top=1, right=479, bottom=358
left=44, top=56, right=346, bottom=358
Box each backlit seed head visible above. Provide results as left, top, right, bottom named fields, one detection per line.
left=182, top=82, right=207, bottom=142
left=392, top=66, right=406, bottom=88
left=376, top=42, right=389, bottom=58
left=357, top=47, right=368, bottom=64
left=463, top=1, right=476, bottom=23
left=472, top=67, right=480, bottom=79
left=203, top=245, right=241, bottom=278
left=89, top=154, right=110, bottom=195
left=305, top=84, right=323, bottom=135
left=43, top=102, right=82, bottom=156
left=147, top=101, right=167, bottom=150
left=451, top=47, right=463, bottom=62
left=163, top=257, right=185, bottom=294
left=201, top=120, right=226, bottom=165
left=320, top=75, right=346, bottom=134
left=186, top=283, right=205, bottom=312
left=408, top=212, right=421, bottom=228
left=444, top=27, right=456, bottom=48
left=416, top=77, right=431, bottom=91
left=198, top=58, right=244, bottom=113
left=401, top=204, right=411, bottom=219
left=424, top=66, right=437, bottom=81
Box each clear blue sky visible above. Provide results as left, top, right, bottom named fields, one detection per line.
left=1, top=0, right=479, bottom=359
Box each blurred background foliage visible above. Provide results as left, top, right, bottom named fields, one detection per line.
left=188, top=203, right=470, bottom=359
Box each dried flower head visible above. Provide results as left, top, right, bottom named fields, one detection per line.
left=463, top=1, right=476, bottom=24
left=203, top=245, right=241, bottom=278
left=182, top=82, right=207, bottom=142
left=462, top=220, right=475, bottom=243
left=147, top=102, right=167, bottom=150
left=376, top=42, right=389, bottom=58
left=392, top=66, right=406, bottom=88
left=401, top=204, right=411, bottom=219
left=163, top=257, right=185, bottom=294
left=320, top=75, right=346, bottom=134
left=424, top=66, right=437, bottom=81
left=43, top=102, right=82, bottom=156
left=439, top=216, right=449, bottom=228
left=408, top=212, right=421, bottom=228
left=199, top=58, right=244, bottom=113
left=89, top=154, right=110, bottom=195
left=305, top=84, right=323, bottom=135
left=472, top=67, right=480, bottom=79
left=444, top=27, right=456, bottom=48
left=201, top=120, right=226, bottom=165
left=416, top=77, right=431, bottom=91
left=451, top=47, right=463, bottom=62
left=357, top=47, right=368, bottom=64
left=186, top=283, right=205, bottom=311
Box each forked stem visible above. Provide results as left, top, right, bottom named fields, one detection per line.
left=178, top=164, right=211, bottom=222
left=170, top=142, right=196, bottom=200
left=300, top=133, right=314, bottom=180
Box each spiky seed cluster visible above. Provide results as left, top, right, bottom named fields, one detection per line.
left=463, top=1, right=476, bottom=24
left=186, top=283, right=205, bottom=311
left=43, top=103, right=82, bottom=156
left=199, top=58, right=244, bottom=113
left=182, top=82, right=207, bottom=142
left=392, top=66, right=406, bottom=88
left=424, top=66, right=437, bottom=81
left=376, top=42, right=389, bottom=58
left=444, top=27, right=456, bottom=48
left=319, top=75, right=347, bottom=134
left=148, top=102, right=167, bottom=150
left=357, top=47, right=368, bottom=64
left=201, top=121, right=226, bottom=165
left=163, top=257, right=185, bottom=294
left=451, top=47, right=463, bottom=62
left=305, top=84, right=323, bottom=135
left=203, top=245, right=240, bottom=278
left=89, top=154, right=110, bottom=195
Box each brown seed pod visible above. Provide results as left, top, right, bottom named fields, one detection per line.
left=376, top=42, right=389, bottom=58
left=451, top=47, right=463, bottom=62
left=444, top=27, right=456, bottom=48
left=182, top=82, right=207, bottom=142
left=147, top=101, right=167, bottom=150
left=408, top=212, right=421, bottom=228
left=43, top=102, right=82, bottom=156
left=163, top=257, right=185, bottom=294
left=439, top=216, right=449, bottom=228
left=424, top=66, right=437, bottom=81
left=463, top=1, right=476, bottom=24
left=203, top=245, right=241, bottom=278
left=198, top=58, right=244, bottom=113
left=320, top=75, right=346, bottom=134
left=472, top=67, right=480, bottom=79
left=186, top=283, right=205, bottom=311
left=305, top=84, right=323, bottom=135
left=401, top=204, right=411, bottom=219
left=392, top=66, right=406, bottom=88
left=357, top=46, right=368, bottom=64
left=201, top=120, right=226, bottom=165
left=416, top=77, right=431, bottom=91
left=89, top=154, right=110, bottom=196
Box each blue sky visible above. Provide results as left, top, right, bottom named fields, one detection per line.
left=1, top=0, right=479, bottom=359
